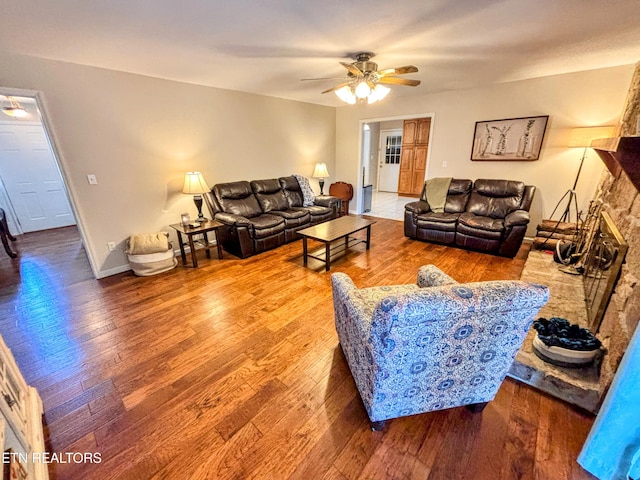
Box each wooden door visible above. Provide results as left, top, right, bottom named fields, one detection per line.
left=0, top=123, right=76, bottom=233
left=397, top=118, right=431, bottom=196
left=402, top=120, right=417, bottom=145
left=411, top=145, right=429, bottom=193
left=397, top=148, right=414, bottom=194
left=416, top=119, right=431, bottom=145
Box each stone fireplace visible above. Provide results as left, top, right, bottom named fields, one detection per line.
left=593, top=165, right=639, bottom=394
left=509, top=62, right=640, bottom=413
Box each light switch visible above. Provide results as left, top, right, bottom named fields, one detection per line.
left=87, top=174, right=98, bottom=185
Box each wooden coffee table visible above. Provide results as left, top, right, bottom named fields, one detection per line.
left=297, top=215, right=376, bottom=271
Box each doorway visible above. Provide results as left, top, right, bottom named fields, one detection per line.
left=358, top=113, right=434, bottom=219
left=0, top=94, right=76, bottom=234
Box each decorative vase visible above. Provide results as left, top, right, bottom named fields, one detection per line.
left=517, top=134, right=529, bottom=157
left=480, top=135, right=493, bottom=156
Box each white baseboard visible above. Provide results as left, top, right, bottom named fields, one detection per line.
left=96, top=263, right=131, bottom=279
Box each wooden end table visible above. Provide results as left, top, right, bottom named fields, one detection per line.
left=170, top=220, right=223, bottom=267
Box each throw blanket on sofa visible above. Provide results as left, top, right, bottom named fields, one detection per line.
left=292, top=174, right=316, bottom=206
left=425, top=177, right=452, bottom=213
left=126, top=232, right=170, bottom=255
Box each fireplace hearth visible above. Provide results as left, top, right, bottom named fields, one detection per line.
left=509, top=248, right=603, bottom=412
left=509, top=210, right=629, bottom=413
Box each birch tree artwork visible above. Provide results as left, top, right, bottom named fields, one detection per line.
left=471, top=116, right=549, bottom=161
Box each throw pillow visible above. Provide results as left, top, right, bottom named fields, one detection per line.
left=292, top=174, right=315, bottom=206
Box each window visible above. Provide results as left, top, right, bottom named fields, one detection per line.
left=384, top=135, right=402, bottom=164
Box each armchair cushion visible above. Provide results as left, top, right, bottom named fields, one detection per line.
left=332, top=265, right=549, bottom=424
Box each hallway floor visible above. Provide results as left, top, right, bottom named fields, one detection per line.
left=368, top=191, right=418, bottom=221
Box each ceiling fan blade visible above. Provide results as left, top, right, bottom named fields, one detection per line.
left=377, top=77, right=421, bottom=87
left=340, top=62, right=363, bottom=77
left=377, top=65, right=419, bottom=76
left=321, top=82, right=352, bottom=94
left=301, top=77, right=347, bottom=81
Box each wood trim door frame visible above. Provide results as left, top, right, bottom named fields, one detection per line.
left=356, top=113, right=435, bottom=214
left=0, top=86, right=98, bottom=278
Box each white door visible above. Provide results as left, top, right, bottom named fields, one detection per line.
left=0, top=123, right=75, bottom=233
left=377, top=129, right=402, bottom=192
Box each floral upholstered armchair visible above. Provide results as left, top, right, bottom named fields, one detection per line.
left=331, top=265, right=549, bottom=429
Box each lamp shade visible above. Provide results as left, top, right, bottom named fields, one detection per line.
left=568, top=126, right=615, bottom=148
left=335, top=85, right=356, bottom=105
left=312, top=163, right=329, bottom=178
left=182, top=172, right=209, bottom=194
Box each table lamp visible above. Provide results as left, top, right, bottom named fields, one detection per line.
left=182, top=172, right=210, bottom=222
left=312, top=163, right=330, bottom=195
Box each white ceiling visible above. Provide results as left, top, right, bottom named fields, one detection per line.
left=2, top=0, right=640, bottom=107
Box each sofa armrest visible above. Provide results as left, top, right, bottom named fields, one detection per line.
left=417, top=265, right=459, bottom=288
left=314, top=195, right=339, bottom=208
left=405, top=200, right=431, bottom=215
left=504, top=209, right=530, bottom=227
left=214, top=212, right=252, bottom=227
left=204, top=192, right=219, bottom=218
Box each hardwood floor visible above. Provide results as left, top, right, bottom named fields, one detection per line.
left=0, top=221, right=596, bottom=480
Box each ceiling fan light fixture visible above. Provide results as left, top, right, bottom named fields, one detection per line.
left=319, top=52, right=419, bottom=106
left=367, top=84, right=391, bottom=104
left=354, top=80, right=371, bottom=99
left=335, top=85, right=356, bottom=104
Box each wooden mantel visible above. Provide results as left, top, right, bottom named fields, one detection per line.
left=591, top=136, right=640, bottom=193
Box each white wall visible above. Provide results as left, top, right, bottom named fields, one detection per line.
left=0, top=49, right=633, bottom=276
left=0, top=52, right=336, bottom=277
left=336, top=65, right=634, bottom=234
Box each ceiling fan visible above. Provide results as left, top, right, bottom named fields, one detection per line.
left=304, top=52, right=421, bottom=104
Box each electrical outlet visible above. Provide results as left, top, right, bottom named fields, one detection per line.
left=107, top=242, right=116, bottom=252
left=441, top=161, right=448, bottom=168
left=87, top=174, right=98, bottom=185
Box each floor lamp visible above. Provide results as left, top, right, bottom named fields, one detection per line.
left=548, top=126, right=614, bottom=271
left=550, top=126, right=615, bottom=226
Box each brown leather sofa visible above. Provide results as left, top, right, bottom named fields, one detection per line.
left=209, top=176, right=337, bottom=258
left=404, top=179, right=535, bottom=258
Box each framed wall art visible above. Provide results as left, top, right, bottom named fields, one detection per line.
left=470, top=115, right=549, bottom=161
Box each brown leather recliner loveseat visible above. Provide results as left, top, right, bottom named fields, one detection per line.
left=404, top=178, right=535, bottom=258
left=208, top=176, right=337, bottom=258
